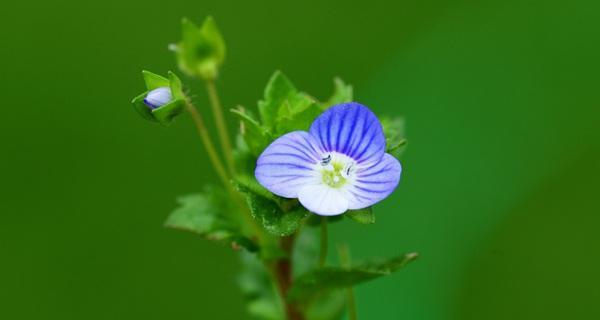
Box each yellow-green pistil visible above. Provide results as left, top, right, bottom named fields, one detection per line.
left=321, top=160, right=350, bottom=188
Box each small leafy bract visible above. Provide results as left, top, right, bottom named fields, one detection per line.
left=289, top=252, right=419, bottom=302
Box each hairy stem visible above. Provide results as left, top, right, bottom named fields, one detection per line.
left=184, top=101, right=230, bottom=187
left=273, top=236, right=304, bottom=320
left=319, top=217, right=328, bottom=267
left=205, top=80, right=236, bottom=175
left=185, top=101, right=266, bottom=244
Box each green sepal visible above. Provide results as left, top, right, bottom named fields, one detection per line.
left=235, top=177, right=309, bottom=237
left=131, top=70, right=187, bottom=126
left=151, top=99, right=185, bottom=126
left=164, top=187, right=258, bottom=252
left=288, top=252, right=419, bottom=303
left=175, top=16, right=226, bottom=80
left=322, top=77, right=353, bottom=109
left=143, top=70, right=170, bottom=89
left=381, top=116, right=407, bottom=158
left=346, top=207, right=375, bottom=224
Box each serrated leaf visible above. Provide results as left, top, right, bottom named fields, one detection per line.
left=346, top=207, right=375, bottom=224
left=258, top=70, right=297, bottom=129
left=236, top=182, right=309, bottom=237
left=323, top=77, right=353, bottom=109
left=164, top=187, right=257, bottom=252
left=289, top=252, right=419, bottom=302
left=381, top=116, right=407, bottom=158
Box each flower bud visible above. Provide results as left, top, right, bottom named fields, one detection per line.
left=144, top=87, right=173, bottom=109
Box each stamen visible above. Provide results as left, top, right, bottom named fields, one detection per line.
left=321, top=154, right=332, bottom=166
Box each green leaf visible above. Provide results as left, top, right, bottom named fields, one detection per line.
left=231, top=107, right=271, bottom=156
left=275, top=98, right=322, bottom=135
left=238, top=252, right=285, bottom=320
left=381, top=116, right=407, bottom=158
left=236, top=181, right=309, bottom=237
left=289, top=252, right=419, bottom=303
left=176, top=16, right=226, bottom=80
left=258, top=70, right=297, bottom=129
left=164, top=186, right=257, bottom=252
left=346, top=207, right=375, bottom=224
left=323, top=77, right=353, bottom=109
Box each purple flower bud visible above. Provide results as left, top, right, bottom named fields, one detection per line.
left=143, top=87, right=172, bottom=109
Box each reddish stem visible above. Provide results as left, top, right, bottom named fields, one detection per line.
left=274, top=236, right=304, bottom=320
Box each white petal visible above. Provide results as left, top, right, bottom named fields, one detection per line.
left=298, top=184, right=349, bottom=216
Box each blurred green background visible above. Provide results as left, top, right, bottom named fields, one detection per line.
left=1, top=0, right=599, bottom=319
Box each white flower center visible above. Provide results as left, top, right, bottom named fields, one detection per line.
left=318, top=152, right=357, bottom=189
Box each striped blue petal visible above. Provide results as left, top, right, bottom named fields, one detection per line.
left=345, top=153, right=401, bottom=209
left=309, top=102, right=386, bottom=165
left=255, top=131, right=323, bottom=198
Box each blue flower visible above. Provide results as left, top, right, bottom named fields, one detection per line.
left=255, top=102, right=402, bottom=216
left=144, top=87, right=173, bottom=109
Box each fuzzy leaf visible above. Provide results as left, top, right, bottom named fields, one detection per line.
left=289, top=252, right=419, bottom=302
left=236, top=181, right=309, bottom=237
left=323, top=77, right=353, bottom=109
left=165, top=187, right=257, bottom=252
left=346, top=207, right=375, bottom=224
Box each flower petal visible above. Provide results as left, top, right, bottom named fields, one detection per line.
left=255, top=131, right=323, bottom=198
left=298, top=184, right=349, bottom=216
left=309, top=102, right=386, bottom=165
left=344, top=153, right=401, bottom=209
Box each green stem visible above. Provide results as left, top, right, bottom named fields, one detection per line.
left=319, top=217, right=328, bottom=267
left=185, top=100, right=266, bottom=244
left=205, top=80, right=236, bottom=176
left=184, top=101, right=230, bottom=188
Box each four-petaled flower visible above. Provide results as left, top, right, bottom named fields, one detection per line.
left=255, top=102, right=402, bottom=216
